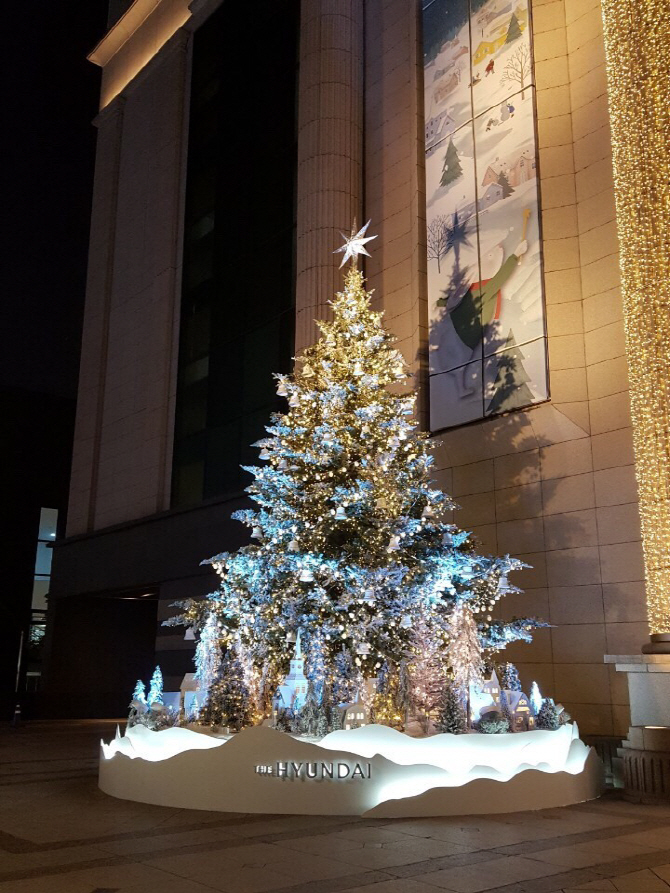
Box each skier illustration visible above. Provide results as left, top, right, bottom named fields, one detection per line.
left=485, top=58, right=495, bottom=76
left=436, top=209, right=531, bottom=396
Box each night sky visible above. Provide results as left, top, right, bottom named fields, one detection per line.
left=2, top=2, right=108, bottom=400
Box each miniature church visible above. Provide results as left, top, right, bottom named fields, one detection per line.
left=479, top=670, right=536, bottom=731
left=273, top=631, right=309, bottom=715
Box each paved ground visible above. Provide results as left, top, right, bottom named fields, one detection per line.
left=1, top=722, right=670, bottom=892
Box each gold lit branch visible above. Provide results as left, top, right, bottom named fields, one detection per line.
left=601, top=0, right=670, bottom=634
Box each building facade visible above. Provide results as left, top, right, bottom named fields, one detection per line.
left=47, top=0, right=648, bottom=734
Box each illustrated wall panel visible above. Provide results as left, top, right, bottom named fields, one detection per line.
left=423, top=0, right=547, bottom=432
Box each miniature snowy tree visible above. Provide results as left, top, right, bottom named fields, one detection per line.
left=201, top=649, right=251, bottom=730
left=332, top=647, right=360, bottom=706
left=410, top=617, right=448, bottom=726
left=128, top=680, right=147, bottom=727
left=147, top=666, right=163, bottom=706
left=167, top=225, right=545, bottom=726
left=536, top=698, right=561, bottom=731
left=194, top=612, right=222, bottom=701
left=440, top=138, right=462, bottom=188
left=478, top=714, right=510, bottom=734
left=435, top=680, right=467, bottom=734
left=316, top=711, right=329, bottom=737
left=530, top=681, right=543, bottom=714
left=305, top=629, right=327, bottom=703
left=299, top=683, right=321, bottom=736
left=448, top=605, right=484, bottom=725
left=499, top=688, right=514, bottom=730
left=500, top=662, right=522, bottom=692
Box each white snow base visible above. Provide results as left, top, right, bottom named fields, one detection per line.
left=99, top=723, right=603, bottom=817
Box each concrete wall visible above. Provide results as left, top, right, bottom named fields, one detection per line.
left=67, top=34, right=188, bottom=536
left=364, top=0, right=644, bottom=736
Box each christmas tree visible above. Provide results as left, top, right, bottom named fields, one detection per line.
left=167, top=224, right=545, bottom=729
left=500, top=661, right=522, bottom=692
left=440, top=138, right=463, bottom=188
left=530, top=680, right=543, bottom=714
left=147, top=666, right=163, bottom=706
left=201, top=649, right=252, bottom=730
left=435, top=680, right=467, bottom=734
left=536, top=698, right=561, bottom=731
left=194, top=612, right=222, bottom=701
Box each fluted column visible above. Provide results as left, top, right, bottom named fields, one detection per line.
left=601, top=0, right=670, bottom=635
left=295, top=0, right=364, bottom=353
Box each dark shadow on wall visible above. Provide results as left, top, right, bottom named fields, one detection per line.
left=422, top=309, right=600, bottom=729
left=41, top=593, right=158, bottom=718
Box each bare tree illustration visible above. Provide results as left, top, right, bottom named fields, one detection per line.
left=426, top=215, right=450, bottom=273
left=501, top=44, right=531, bottom=100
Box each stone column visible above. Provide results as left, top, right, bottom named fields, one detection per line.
left=65, top=97, right=125, bottom=536
left=294, top=0, right=364, bottom=353
left=600, top=0, right=670, bottom=639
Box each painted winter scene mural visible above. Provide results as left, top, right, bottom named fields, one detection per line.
left=423, top=0, right=548, bottom=431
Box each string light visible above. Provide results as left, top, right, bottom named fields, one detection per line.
left=601, top=0, right=670, bottom=633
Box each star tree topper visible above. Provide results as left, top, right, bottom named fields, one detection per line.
left=333, top=220, right=378, bottom=268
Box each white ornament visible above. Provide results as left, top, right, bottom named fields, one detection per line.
left=286, top=631, right=297, bottom=643
left=387, top=535, right=400, bottom=552
left=422, top=505, right=435, bottom=518
left=400, top=614, right=412, bottom=629
left=442, top=532, right=454, bottom=546
left=259, top=448, right=270, bottom=460
left=251, top=526, right=262, bottom=539
left=498, top=575, right=511, bottom=593
left=288, top=540, right=299, bottom=552
left=363, top=589, right=375, bottom=604
left=289, top=393, right=300, bottom=408
left=332, top=220, right=378, bottom=268
left=302, top=363, right=314, bottom=377
left=334, top=506, right=347, bottom=521
left=353, top=361, right=364, bottom=376
left=356, top=642, right=371, bottom=655
left=299, top=568, right=314, bottom=582
left=276, top=381, right=288, bottom=397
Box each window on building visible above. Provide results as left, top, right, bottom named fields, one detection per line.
left=172, top=0, right=298, bottom=507
left=25, top=507, right=57, bottom=690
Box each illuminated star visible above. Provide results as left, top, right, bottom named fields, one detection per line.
left=333, top=220, right=378, bottom=268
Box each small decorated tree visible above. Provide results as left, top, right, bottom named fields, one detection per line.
left=448, top=605, right=484, bottom=725
left=530, top=681, right=543, bottom=715
left=500, top=688, right=514, bottom=730
left=201, top=649, right=252, bottom=730
left=194, top=612, right=222, bottom=702
left=435, top=680, right=467, bottom=733
left=147, top=666, right=164, bottom=706
left=500, top=662, right=522, bottom=692
left=536, top=698, right=561, bottom=731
